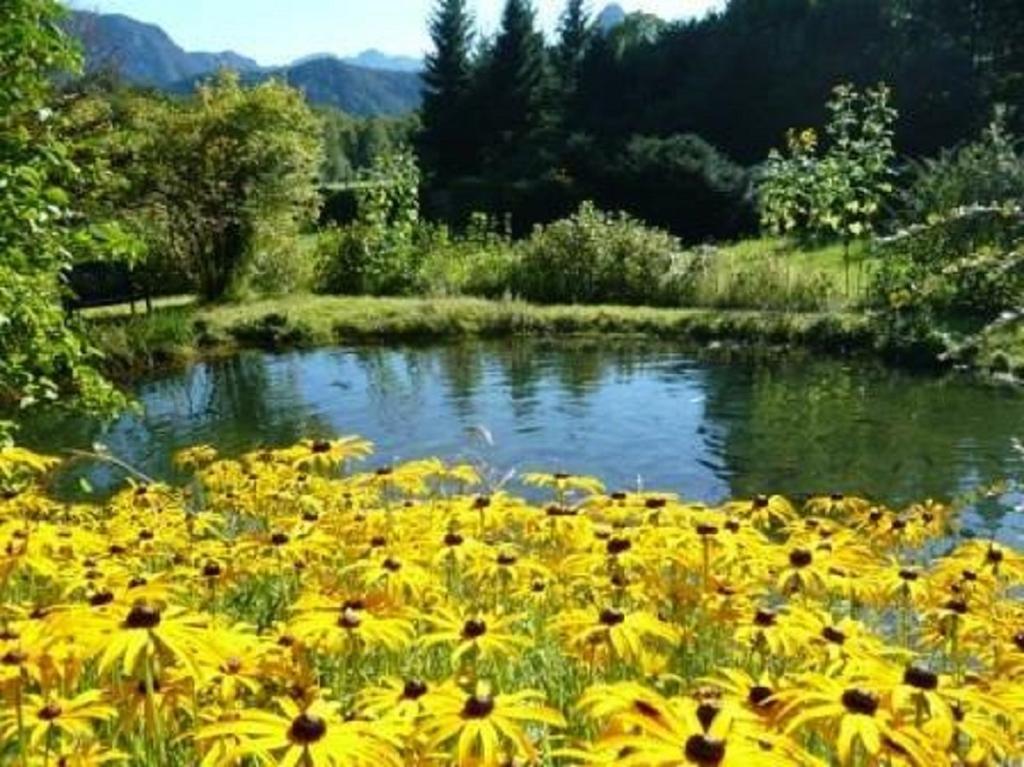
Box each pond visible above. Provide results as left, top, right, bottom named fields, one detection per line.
left=21, top=339, right=1024, bottom=545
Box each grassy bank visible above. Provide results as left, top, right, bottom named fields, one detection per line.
left=87, top=294, right=876, bottom=378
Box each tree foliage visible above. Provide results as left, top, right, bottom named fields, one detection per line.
left=138, top=73, right=322, bottom=300
left=0, top=0, right=128, bottom=436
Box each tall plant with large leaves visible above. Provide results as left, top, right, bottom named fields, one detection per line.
left=758, top=83, right=897, bottom=294
left=0, top=0, right=128, bottom=439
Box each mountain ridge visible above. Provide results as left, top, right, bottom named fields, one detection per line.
left=66, top=10, right=423, bottom=116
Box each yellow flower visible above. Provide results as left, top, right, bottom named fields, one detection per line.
left=197, top=695, right=403, bottom=767
left=419, top=680, right=565, bottom=766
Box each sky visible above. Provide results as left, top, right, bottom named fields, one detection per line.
left=68, top=1, right=723, bottom=65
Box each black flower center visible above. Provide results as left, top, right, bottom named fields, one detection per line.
left=944, top=598, right=969, bottom=615
left=203, top=562, right=222, bottom=578
left=789, top=549, right=813, bottom=568
left=684, top=734, right=726, bottom=766
left=1, top=650, right=27, bottom=666
left=402, top=679, right=428, bottom=700
left=124, top=602, right=162, bottom=630
left=382, top=557, right=402, bottom=572
left=462, top=619, right=487, bottom=639
left=599, top=608, right=625, bottom=627
left=270, top=532, right=289, bottom=546
left=462, top=694, right=495, bottom=719
left=821, top=626, right=846, bottom=645
left=696, top=524, right=719, bottom=536
left=444, top=532, right=464, bottom=547
left=89, top=590, right=114, bottom=607
left=289, top=713, right=327, bottom=744
left=606, top=537, right=631, bottom=555
left=38, top=702, right=62, bottom=721
left=531, top=579, right=546, bottom=593
left=496, top=553, right=517, bottom=566
left=696, top=702, right=721, bottom=730
left=987, top=547, right=1004, bottom=564
left=903, top=665, right=939, bottom=691
left=753, top=494, right=770, bottom=509
left=645, top=497, right=667, bottom=509
left=1013, top=631, right=1024, bottom=652
left=311, top=440, right=331, bottom=454
left=841, top=688, right=879, bottom=716
left=473, top=496, right=491, bottom=509
left=748, top=685, right=773, bottom=707
left=898, top=568, right=918, bottom=581
left=754, top=609, right=776, bottom=627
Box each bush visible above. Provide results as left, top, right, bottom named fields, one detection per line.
left=314, top=223, right=421, bottom=296
left=902, top=115, right=1024, bottom=223
left=416, top=215, right=519, bottom=299
left=871, top=205, right=1024, bottom=323
left=516, top=202, right=693, bottom=306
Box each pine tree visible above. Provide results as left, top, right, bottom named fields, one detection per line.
left=485, top=0, right=547, bottom=150
left=418, top=0, right=476, bottom=181
left=557, top=0, right=591, bottom=91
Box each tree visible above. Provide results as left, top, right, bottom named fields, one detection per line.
left=556, top=0, right=591, bottom=94
left=140, top=73, right=322, bottom=300
left=483, top=0, right=548, bottom=158
left=418, top=0, right=476, bottom=182
left=0, top=0, right=128, bottom=437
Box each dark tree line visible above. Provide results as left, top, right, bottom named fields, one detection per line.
left=417, top=0, right=1024, bottom=241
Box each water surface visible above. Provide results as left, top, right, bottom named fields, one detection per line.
left=22, top=340, right=1024, bottom=543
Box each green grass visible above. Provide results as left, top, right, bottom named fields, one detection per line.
left=81, top=237, right=886, bottom=378
left=699, top=237, right=873, bottom=310
left=86, top=293, right=873, bottom=379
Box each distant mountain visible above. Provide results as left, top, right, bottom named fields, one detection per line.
left=228, top=58, right=423, bottom=116
left=345, top=49, right=422, bottom=73
left=596, top=3, right=628, bottom=32
left=66, top=11, right=422, bottom=116
left=66, top=11, right=259, bottom=87
left=291, top=50, right=423, bottom=73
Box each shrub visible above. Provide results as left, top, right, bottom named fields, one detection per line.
left=516, top=202, right=692, bottom=305
left=902, top=114, right=1024, bottom=222
left=416, top=215, right=519, bottom=299
left=871, top=205, right=1024, bottom=323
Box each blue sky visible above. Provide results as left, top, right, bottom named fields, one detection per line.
left=68, top=1, right=723, bottom=65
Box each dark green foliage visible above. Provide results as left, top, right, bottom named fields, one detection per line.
left=320, top=107, right=417, bottom=183
left=594, top=134, right=755, bottom=242
left=479, top=0, right=549, bottom=171
left=902, top=114, right=1024, bottom=223
left=556, top=0, right=591, bottom=97
left=418, top=0, right=477, bottom=181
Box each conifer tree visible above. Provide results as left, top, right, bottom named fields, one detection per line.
left=418, top=0, right=476, bottom=180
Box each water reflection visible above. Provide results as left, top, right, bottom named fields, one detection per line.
left=20, top=340, right=1024, bottom=541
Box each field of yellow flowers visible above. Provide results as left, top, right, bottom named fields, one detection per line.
left=1, top=436, right=1023, bottom=766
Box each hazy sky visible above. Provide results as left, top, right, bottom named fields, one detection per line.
left=68, top=1, right=723, bottom=65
